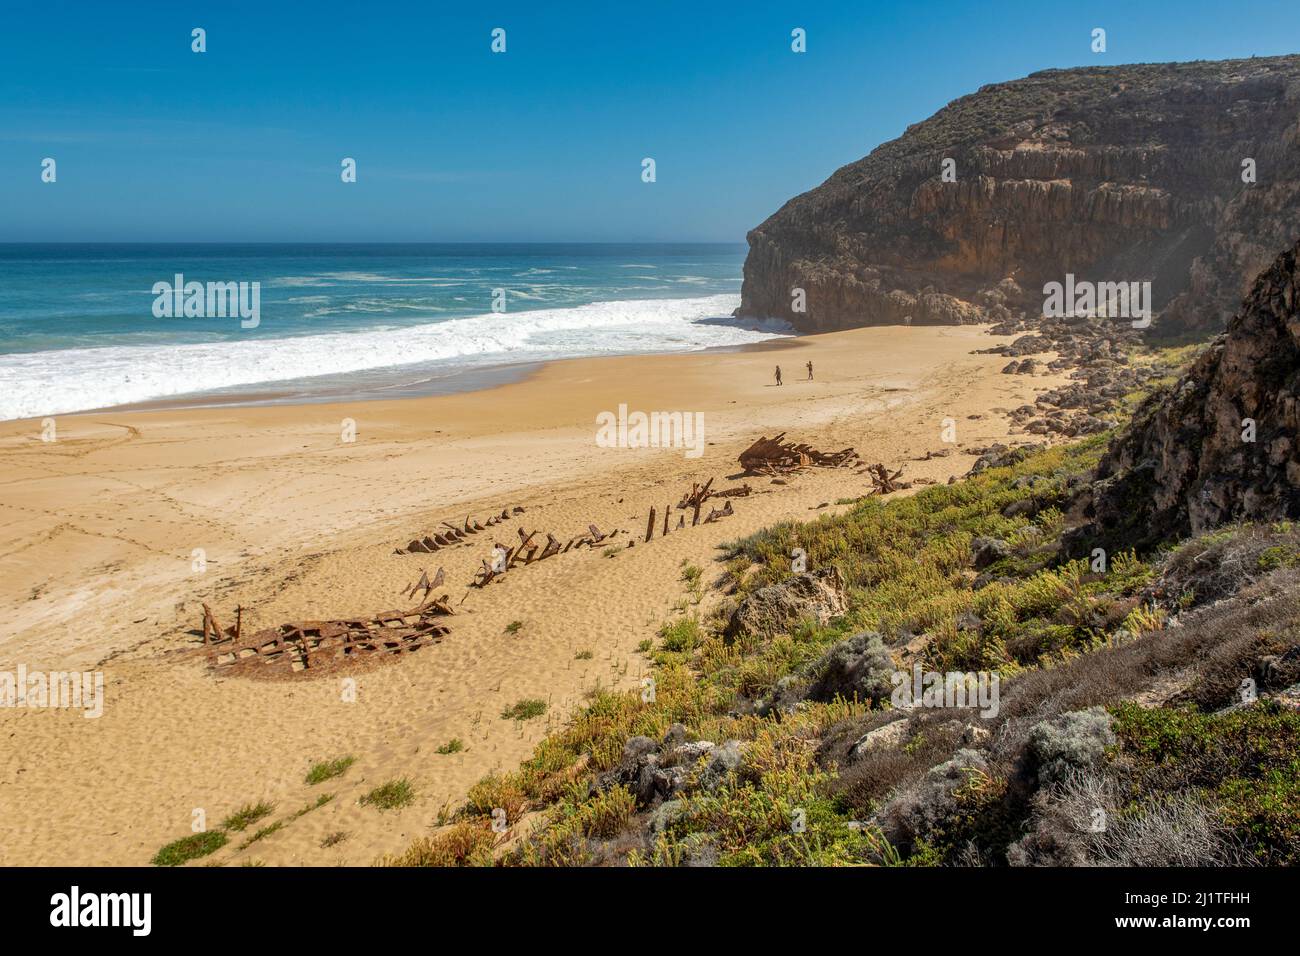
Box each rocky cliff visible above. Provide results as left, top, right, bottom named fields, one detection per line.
left=1071, top=237, right=1300, bottom=554
left=738, top=56, right=1300, bottom=335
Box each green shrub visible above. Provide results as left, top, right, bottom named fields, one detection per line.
left=1112, top=700, right=1300, bottom=865
left=501, top=698, right=547, bottom=721
left=382, top=822, right=496, bottom=867
left=220, top=801, right=274, bottom=832
left=151, top=830, right=228, bottom=866
left=305, top=756, right=355, bottom=785
left=239, top=821, right=283, bottom=849
left=658, top=616, right=702, bottom=653
left=361, top=778, right=416, bottom=811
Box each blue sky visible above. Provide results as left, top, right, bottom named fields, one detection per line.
left=1, top=0, right=1296, bottom=242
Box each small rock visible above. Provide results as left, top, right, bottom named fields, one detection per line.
left=623, top=736, right=659, bottom=763
left=971, top=536, right=1011, bottom=569
left=669, top=741, right=716, bottom=764
left=850, top=717, right=910, bottom=759
left=662, top=723, right=688, bottom=749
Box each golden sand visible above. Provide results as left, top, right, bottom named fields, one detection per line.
left=0, top=324, right=1067, bottom=865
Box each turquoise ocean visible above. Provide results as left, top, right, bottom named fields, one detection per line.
left=0, top=243, right=789, bottom=421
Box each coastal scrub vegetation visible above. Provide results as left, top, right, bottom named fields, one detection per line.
left=221, top=801, right=275, bottom=833
left=361, top=778, right=416, bottom=811
left=151, top=790, right=338, bottom=865
left=239, top=821, right=284, bottom=850
left=151, top=830, right=229, bottom=867
left=385, top=408, right=1300, bottom=866
left=306, top=755, right=355, bottom=785
left=501, top=698, right=547, bottom=721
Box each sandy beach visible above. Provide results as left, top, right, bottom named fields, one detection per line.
left=0, top=324, right=1069, bottom=865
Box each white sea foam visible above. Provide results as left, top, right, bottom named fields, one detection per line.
left=0, top=294, right=786, bottom=420
left=267, top=273, right=468, bottom=287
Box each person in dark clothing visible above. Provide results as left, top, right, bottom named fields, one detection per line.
left=775, top=365, right=782, bottom=386
left=806, top=361, right=813, bottom=381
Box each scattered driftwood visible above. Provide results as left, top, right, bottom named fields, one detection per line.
left=395, top=506, right=526, bottom=554
left=642, top=502, right=678, bottom=543
left=514, top=528, right=539, bottom=565
left=540, top=534, right=563, bottom=560
left=205, top=596, right=454, bottom=677
left=401, top=567, right=445, bottom=602
left=678, top=478, right=714, bottom=511
left=469, top=523, right=622, bottom=587
left=625, top=481, right=741, bottom=542
left=738, top=433, right=858, bottom=475
left=864, top=463, right=912, bottom=496
left=703, top=500, right=735, bottom=523
left=713, top=483, right=753, bottom=499
left=677, top=477, right=753, bottom=508
left=201, top=603, right=241, bottom=645
left=581, top=524, right=618, bottom=547
left=675, top=477, right=751, bottom=528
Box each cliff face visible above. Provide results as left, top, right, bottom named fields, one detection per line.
left=1070, top=238, right=1300, bottom=555
left=739, top=57, right=1300, bottom=334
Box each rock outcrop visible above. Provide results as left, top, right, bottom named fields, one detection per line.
left=723, top=567, right=846, bottom=641
left=1070, top=238, right=1300, bottom=553
left=594, top=730, right=747, bottom=809
left=738, top=56, right=1300, bottom=336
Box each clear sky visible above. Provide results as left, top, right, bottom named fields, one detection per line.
left=2, top=0, right=1296, bottom=243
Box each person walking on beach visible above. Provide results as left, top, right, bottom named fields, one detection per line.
left=774, top=365, right=782, bottom=386
left=806, top=361, right=814, bottom=381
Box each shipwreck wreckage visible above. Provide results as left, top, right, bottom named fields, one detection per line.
left=196, top=434, right=916, bottom=679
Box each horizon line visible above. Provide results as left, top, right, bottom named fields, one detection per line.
left=0, top=240, right=749, bottom=246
